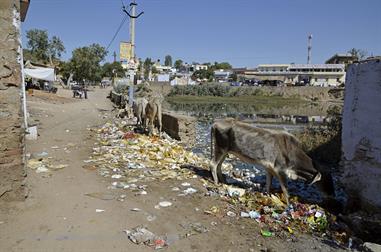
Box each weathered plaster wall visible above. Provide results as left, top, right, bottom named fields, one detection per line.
left=0, top=0, right=27, bottom=200
left=342, top=59, right=381, bottom=212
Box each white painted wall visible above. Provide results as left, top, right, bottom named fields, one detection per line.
left=342, top=59, right=381, bottom=211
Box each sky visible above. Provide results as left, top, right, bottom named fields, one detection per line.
left=22, top=0, right=381, bottom=68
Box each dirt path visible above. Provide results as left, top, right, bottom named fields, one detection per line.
left=0, top=88, right=346, bottom=252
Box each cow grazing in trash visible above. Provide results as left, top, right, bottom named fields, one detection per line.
left=145, top=97, right=163, bottom=136
left=132, top=97, right=148, bottom=127
left=210, top=118, right=335, bottom=205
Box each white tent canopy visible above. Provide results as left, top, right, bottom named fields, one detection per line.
left=24, top=67, right=55, bottom=82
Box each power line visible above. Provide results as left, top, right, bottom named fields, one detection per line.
left=106, top=15, right=128, bottom=51
left=120, top=0, right=126, bottom=8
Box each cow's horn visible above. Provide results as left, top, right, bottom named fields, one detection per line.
left=310, top=172, right=322, bottom=185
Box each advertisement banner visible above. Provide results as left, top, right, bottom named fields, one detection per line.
left=120, top=42, right=132, bottom=60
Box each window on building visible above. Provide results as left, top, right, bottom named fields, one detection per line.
left=336, top=78, right=340, bottom=82
left=315, top=78, right=317, bottom=81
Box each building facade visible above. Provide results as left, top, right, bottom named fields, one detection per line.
left=251, top=63, right=345, bottom=86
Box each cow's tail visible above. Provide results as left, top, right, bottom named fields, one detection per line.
left=210, top=124, right=215, bottom=160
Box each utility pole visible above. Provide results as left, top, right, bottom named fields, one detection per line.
left=122, top=1, right=143, bottom=105
left=123, top=1, right=144, bottom=61
left=307, top=34, right=312, bottom=64
left=130, top=2, right=136, bottom=60
left=113, top=51, right=117, bottom=63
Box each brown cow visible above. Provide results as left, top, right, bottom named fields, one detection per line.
left=210, top=118, right=335, bottom=205
left=145, top=97, right=162, bottom=136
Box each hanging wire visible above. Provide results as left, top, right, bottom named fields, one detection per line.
left=105, top=15, right=128, bottom=51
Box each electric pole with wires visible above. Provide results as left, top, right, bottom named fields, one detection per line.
left=121, top=0, right=143, bottom=105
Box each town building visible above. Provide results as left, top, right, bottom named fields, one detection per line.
left=325, top=53, right=358, bottom=66
left=191, top=64, right=208, bottom=71
left=214, top=69, right=232, bottom=82
left=287, top=64, right=345, bottom=86
left=248, top=63, right=345, bottom=86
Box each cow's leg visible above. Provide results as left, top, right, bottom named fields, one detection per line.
left=157, top=106, right=162, bottom=137
left=216, top=153, right=227, bottom=183
left=210, top=150, right=227, bottom=184
left=277, top=172, right=290, bottom=205
left=210, top=146, right=226, bottom=184
left=148, top=115, right=154, bottom=136
left=266, top=170, right=273, bottom=193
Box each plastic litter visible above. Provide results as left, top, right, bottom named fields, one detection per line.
left=36, top=166, right=49, bottom=173
left=227, top=186, right=245, bottom=197
left=158, top=201, right=172, bottom=207
left=227, top=211, right=236, bottom=217
left=154, top=239, right=166, bottom=249
left=34, top=151, right=48, bottom=158
left=146, top=215, right=157, bottom=222
left=240, top=212, right=250, bottom=218
left=95, top=209, right=105, bottom=213
left=204, top=206, right=219, bottom=215
left=183, top=187, right=197, bottom=195
left=124, top=226, right=156, bottom=245
left=261, top=230, right=273, bottom=237
left=249, top=211, right=261, bottom=219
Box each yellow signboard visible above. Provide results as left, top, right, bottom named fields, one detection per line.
left=120, top=42, right=132, bottom=61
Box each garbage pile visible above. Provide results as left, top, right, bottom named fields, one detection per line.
left=88, top=120, right=210, bottom=186
left=88, top=118, right=349, bottom=246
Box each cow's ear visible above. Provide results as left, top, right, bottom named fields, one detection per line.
left=310, top=172, right=321, bottom=185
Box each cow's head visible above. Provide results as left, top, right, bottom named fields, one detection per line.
left=311, top=162, right=335, bottom=198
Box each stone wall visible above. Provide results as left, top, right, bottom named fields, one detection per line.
left=162, top=111, right=196, bottom=146
left=0, top=0, right=27, bottom=201
left=341, top=58, right=381, bottom=212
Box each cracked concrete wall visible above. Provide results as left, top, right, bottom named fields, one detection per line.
left=342, top=59, right=381, bottom=212
left=0, top=0, right=27, bottom=201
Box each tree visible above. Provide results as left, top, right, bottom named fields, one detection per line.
left=174, top=59, right=183, bottom=70
left=152, top=66, right=158, bottom=74
left=192, top=69, right=213, bottom=81
left=143, top=58, right=153, bottom=80
left=101, top=62, right=125, bottom=78
left=69, top=43, right=107, bottom=83
left=26, top=29, right=65, bottom=65
left=214, top=62, right=232, bottom=70
left=347, top=48, right=368, bottom=61
left=164, top=55, right=172, bottom=67
left=230, top=73, right=238, bottom=81
left=48, top=36, right=65, bottom=65
left=26, top=29, right=49, bottom=62
left=57, top=61, right=72, bottom=82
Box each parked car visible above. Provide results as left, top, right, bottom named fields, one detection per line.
left=230, top=81, right=242, bottom=86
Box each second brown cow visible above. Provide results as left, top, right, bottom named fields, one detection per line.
left=145, top=97, right=162, bottom=136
